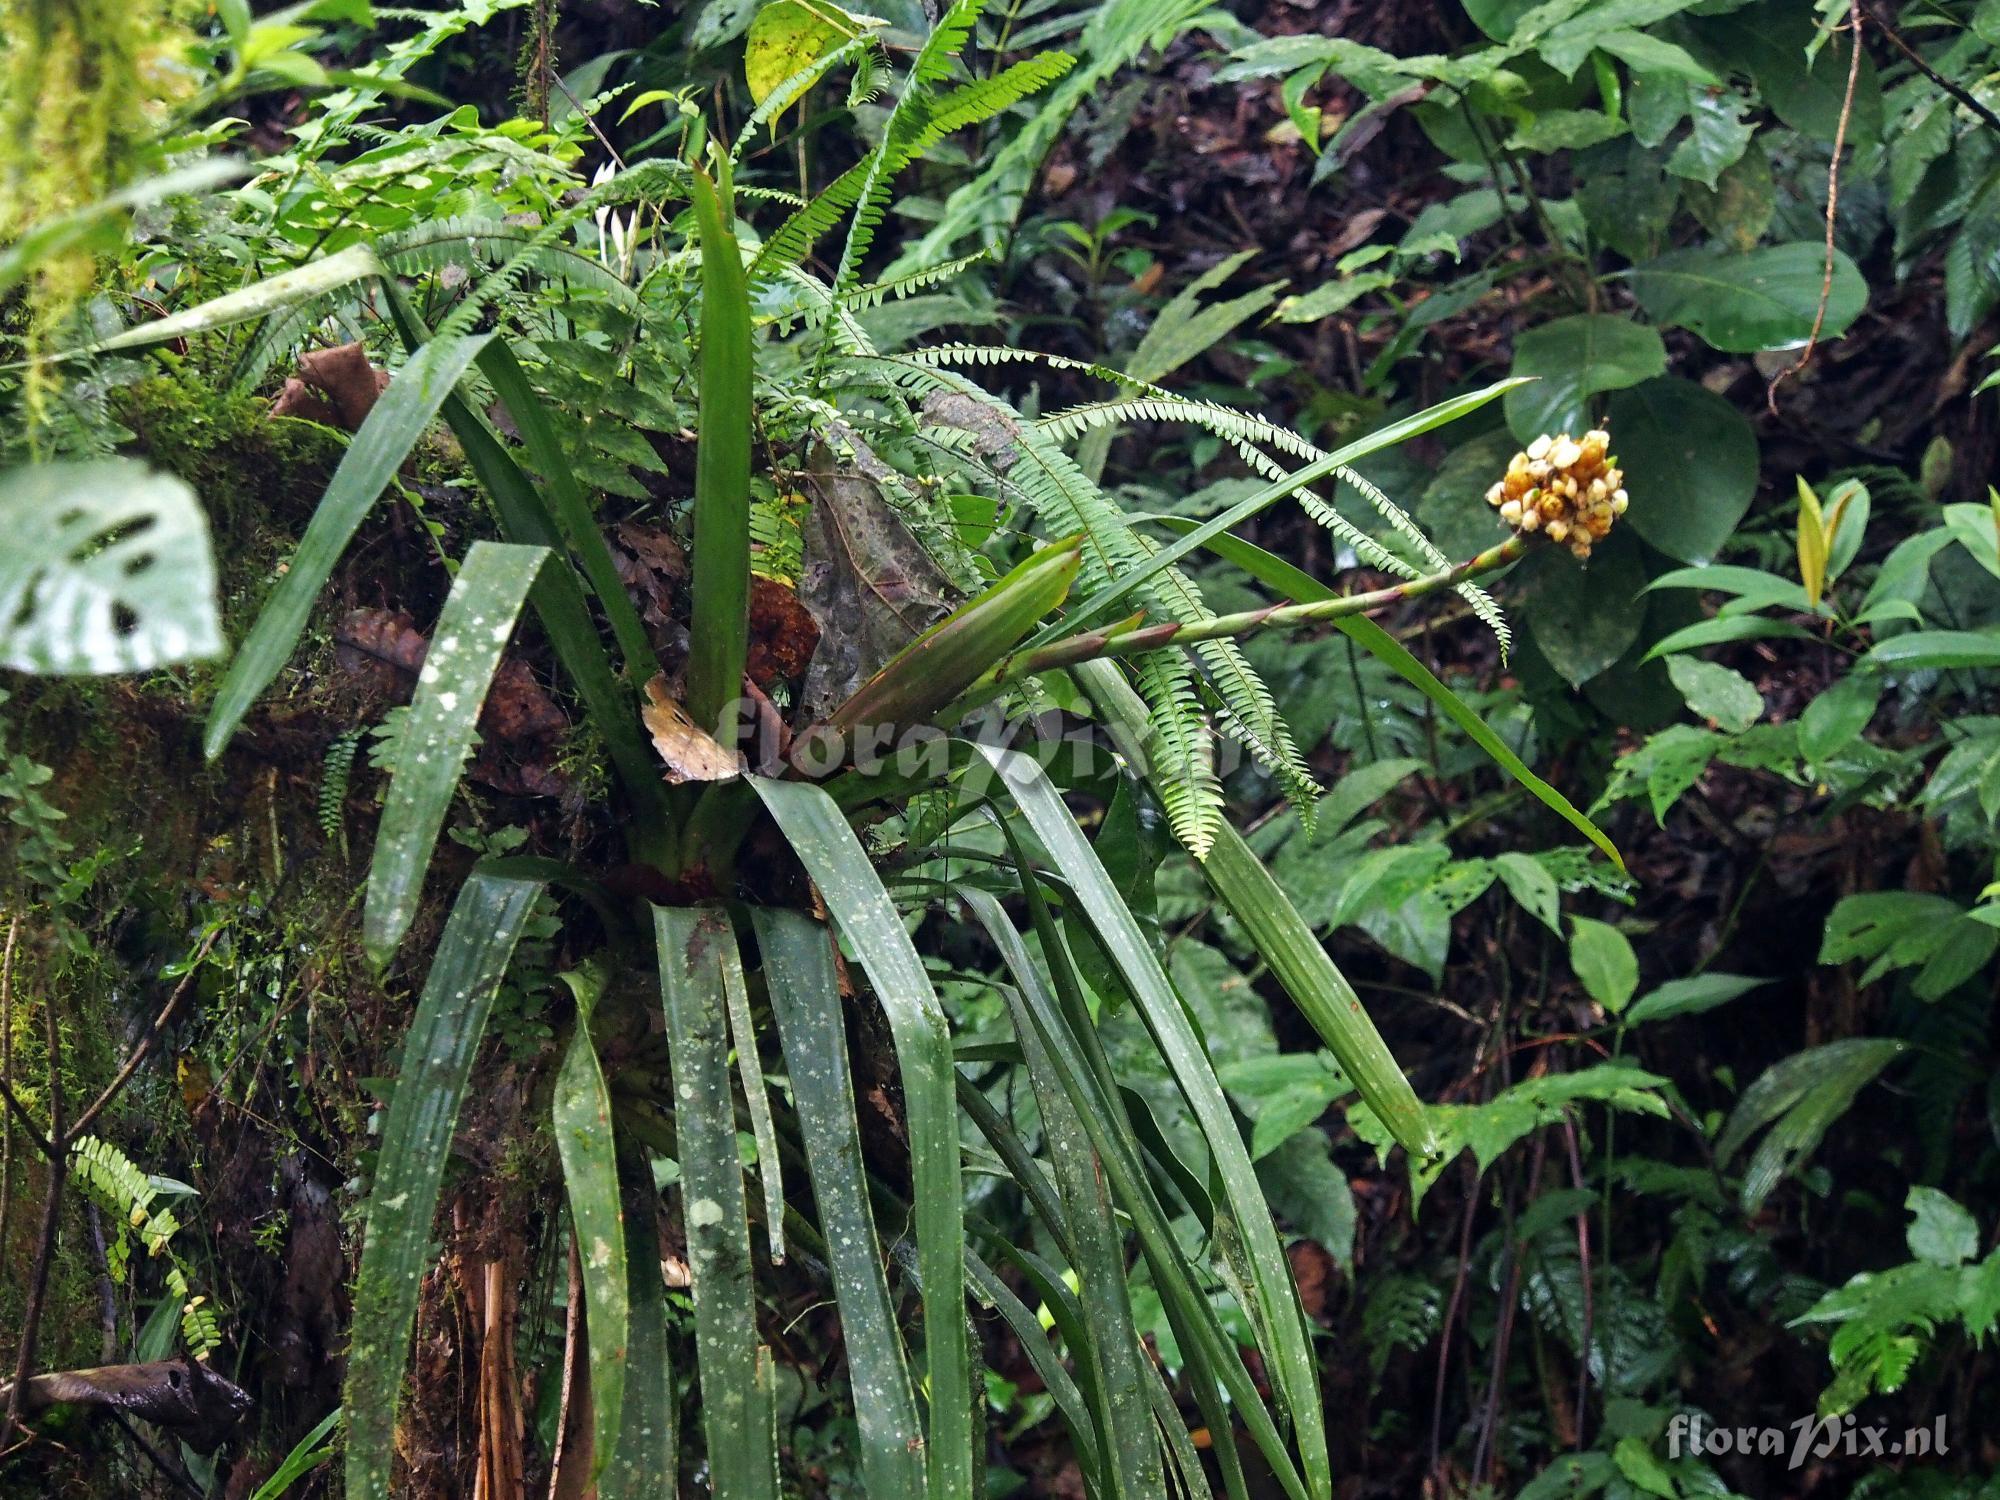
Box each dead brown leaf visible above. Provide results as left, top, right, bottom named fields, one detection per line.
left=642, top=676, right=741, bottom=784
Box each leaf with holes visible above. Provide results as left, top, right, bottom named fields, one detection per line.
left=0, top=461, right=222, bottom=676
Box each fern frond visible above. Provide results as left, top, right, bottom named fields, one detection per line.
left=1136, top=652, right=1222, bottom=856
left=320, top=728, right=361, bottom=848
left=923, top=53, right=1077, bottom=138
left=839, top=250, right=991, bottom=312
left=738, top=33, right=880, bottom=149
left=914, top=0, right=986, bottom=88
left=753, top=157, right=873, bottom=278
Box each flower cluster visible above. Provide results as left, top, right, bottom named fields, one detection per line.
left=1486, top=429, right=1628, bottom=561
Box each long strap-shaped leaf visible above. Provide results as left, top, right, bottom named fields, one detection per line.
left=476, top=339, right=660, bottom=684
left=654, top=907, right=778, bottom=1500
left=552, top=971, right=629, bottom=1486
left=601, top=1172, right=677, bottom=1499
left=364, top=541, right=548, bottom=964
left=747, top=777, right=975, bottom=1500
left=974, top=744, right=1329, bottom=1500
left=346, top=869, right=545, bottom=1500
left=373, top=284, right=672, bottom=853
left=752, top=909, right=926, bottom=1500
left=1152, top=523, right=1623, bottom=871
left=687, top=166, right=752, bottom=739
left=976, top=812, right=1302, bottom=1500
left=961, top=890, right=1164, bottom=1500
left=1072, top=657, right=1437, bottom=1159
left=203, top=330, right=493, bottom=759
left=718, top=939, right=785, bottom=1264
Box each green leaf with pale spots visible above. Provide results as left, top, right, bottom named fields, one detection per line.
left=553, top=966, right=628, bottom=1484
left=363, top=541, right=549, bottom=967
left=744, top=0, right=874, bottom=105
left=346, top=870, right=544, bottom=1500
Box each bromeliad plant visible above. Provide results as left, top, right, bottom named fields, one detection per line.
left=43, top=4, right=1635, bottom=1495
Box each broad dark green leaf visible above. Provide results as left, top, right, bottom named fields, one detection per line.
left=204, top=332, right=493, bottom=760
left=1717, top=1038, right=1907, bottom=1213
left=1862, top=629, right=2000, bottom=672
left=1515, top=532, right=1648, bottom=688
left=347, top=870, right=544, bottom=1500
left=1642, top=614, right=1813, bottom=662
left=1505, top=314, right=1666, bottom=444
left=1606, top=376, right=1759, bottom=563
left=1695, top=0, right=1882, bottom=143
left=1625, top=244, right=1866, bottom=354
left=1625, top=972, right=1768, bottom=1025
left=364, top=541, right=548, bottom=966
left=1799, top=673, right=1881, bottom=761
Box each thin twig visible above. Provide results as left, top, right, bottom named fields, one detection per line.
left=66, top=928, right=221, bottom=1144
left=0, top=916, right=18, bottom=1278
left=1562, top=1113, right=1592, bottom=1449
left=1866, top=2, right=2000, bottom=132
left=1769, top=0, right=1864, bottom=412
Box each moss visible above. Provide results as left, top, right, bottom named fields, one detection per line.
left=111, top=371, right=348, bottom=596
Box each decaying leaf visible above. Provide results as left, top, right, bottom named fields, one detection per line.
left=269, top=341, right=391, bottom=430
left=643, top=676, right=742, bottom=784
left=798, top=459, right=957, bottom=722
left=747, top=573, right=820, bottom=689
left=610, top=521, right=688, bottom=636
left=334, top=607, right=569, bottom=796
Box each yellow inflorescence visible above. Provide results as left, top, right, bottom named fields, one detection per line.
left=1485, top=429, right=1628, bottom=561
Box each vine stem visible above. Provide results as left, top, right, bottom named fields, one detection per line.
left=1768, top=0, right=1864, bottom=412
left=977, top=533, right=1531, bottom=690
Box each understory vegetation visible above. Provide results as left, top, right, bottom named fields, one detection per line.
left=1, top=0, right=1998, bottom=1497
